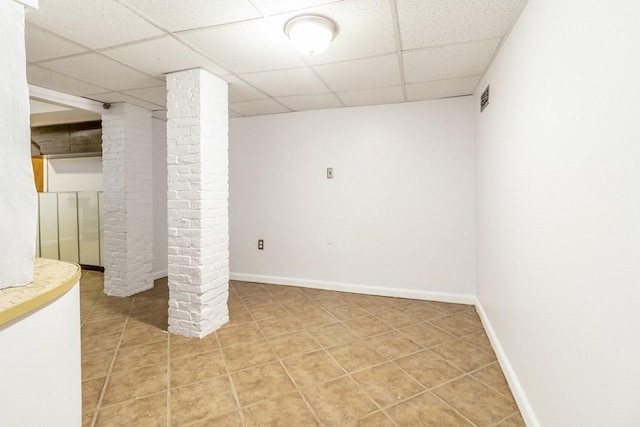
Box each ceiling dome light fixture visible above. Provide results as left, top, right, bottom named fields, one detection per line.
left=284, top=15, right=338, bottom=56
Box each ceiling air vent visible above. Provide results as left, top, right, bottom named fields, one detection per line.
left=480, top=85, right=490, bottom=112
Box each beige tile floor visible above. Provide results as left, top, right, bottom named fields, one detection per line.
left=79, top=270, right=525, bottom=427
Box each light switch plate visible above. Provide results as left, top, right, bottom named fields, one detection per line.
left=327, top=167, right=334, bottom=179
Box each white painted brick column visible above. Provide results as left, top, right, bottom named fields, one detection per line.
left=102, top=103, right=153, bottom=296
left=166, top=68, right=229, bottom=338
left=0, top=0, right=37, bottom=288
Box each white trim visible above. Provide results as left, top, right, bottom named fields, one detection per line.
left=29, top=84, right=104, bottom=114
left=230, top=272, right=475, bottom=304
left=475, top=300, right=540, bottom=427
left=152, top=270, right=168, bottom=281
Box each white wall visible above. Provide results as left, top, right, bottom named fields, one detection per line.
left=229, top=97, right=476, bottom=302
left=475, top=1, right=640, bottom=426
left=0, top=0, right=36, bottom=288
left=47, top=157, right=103, bottom=192
left=152, top=117, right=168, bottom=279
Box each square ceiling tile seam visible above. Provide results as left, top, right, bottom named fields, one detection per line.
left=114, top=1, right=303, bottom=113
left=27, top=0, right=253, bottom=104
left=395, top=0, right=527, bottom=49
left=248, top=0, right=401, bottom=109
left=113, top=0, right=406, bottom=113
left=25, top=0, right=164, bottom=50
left=24, top=23, right=88, bottom=63
left=115, top=0, right=263, bottom=33
left=26, top=0, right=341, bottom=114
left=314, top=54, right=403, bottom=93
left=335, top=85, right=405, bottom=108
left=23, top=0, right=529, bottom=117
left=245, top=0, right=348, bottom=108
left=264, top=2, right=397, bottom=71
left=36, top=52, right=166, bottom=92
left=404, top=75, right=481, bottom=102
left=27, top=64, right=112, bottom=97
left=153, top=2, right=343, bottom=112
left=25, top=26, right=174, bottom=95
left=26, top=1, right=391, bottom=112
left=85, top=91, right=166, bottom=111
left=247, top=0, right=345, bottom=17
left=113, top=0, right=248, bottom=77
left=387, top=0, right=408, bottom=102
left=402, top=38, right=502, bottom=84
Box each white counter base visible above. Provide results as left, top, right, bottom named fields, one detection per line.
left=0, top=283, right=81, bottom=426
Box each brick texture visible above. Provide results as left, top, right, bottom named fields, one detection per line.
left=166, top=68, right=229, bottom=338
left=102, top=103, right=153, bottom=296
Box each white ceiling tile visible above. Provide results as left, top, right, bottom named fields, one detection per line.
left=27, top=65, right=110, bottom=96
left=315, top=54, right=401, bottom=92
left=22, top=0, right=525, bottom=118
left=240, top=68, right=329, bottom=97
left=251, top=0, right=342, bottom=16
left=276, top=93, right=342, bottom=111
left=26, top=0, right=163, bottom=49
left=122, top=86, right=167, bottom=107
left=87, top=92, right=164, bottom=111
left=229, top=99, right=290, bottom=116
left=41, top=53, right=164, bottom=91
left=25, top=24, right=87, bottom=63
left=178, top=19, right=305, bottom=73
left=406, top=76, right=480, bottom=102
left=102, top=36, right=228, bottom=77
left=270, top=0, right=396, bottom=65
left=223, top=76, right=269, bottom=103
left=118, top=0, right=260, bottom=32
left=403, top=38, right=501, bottom=83
left=397, top=0, right=526, bottom=49
left=337, top=86, right=405, bottom=107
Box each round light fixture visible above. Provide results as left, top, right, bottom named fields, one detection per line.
left=284, top=15, right=338, bottom=56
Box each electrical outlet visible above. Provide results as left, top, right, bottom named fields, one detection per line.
left=258, top=239, right=264, bottom=250
left=327, top=167, right=334, bottom=179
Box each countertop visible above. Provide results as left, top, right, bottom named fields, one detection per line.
left=0, top=258, right=81, bottom=327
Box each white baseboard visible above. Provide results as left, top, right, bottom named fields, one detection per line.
left=229, top=272, right=475, bottom=305
left=475, top=300, right=540, bottom=427
left=152, top=270, right=168, bottom=280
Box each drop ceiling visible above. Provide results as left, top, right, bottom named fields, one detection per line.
left=25, top=0, right=526, bottom=117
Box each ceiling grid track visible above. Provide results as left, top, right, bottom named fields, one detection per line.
left=387, top=0, right=408, bottom=102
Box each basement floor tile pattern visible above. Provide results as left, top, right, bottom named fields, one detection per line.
left=79, top=270, right=524, bottom=426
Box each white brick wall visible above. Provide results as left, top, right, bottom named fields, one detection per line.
left=102, top=103, right=153, bottom=296
left=166, top=68, right=229, bottom=338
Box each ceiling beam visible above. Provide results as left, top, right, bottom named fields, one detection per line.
left=28, top=84, right=105, bottom=114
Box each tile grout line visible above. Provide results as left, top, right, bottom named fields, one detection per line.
left=275, top=357, right=325, bottom=426
left=256, top=283, right=496, bottom=426
left=166, top=332, right=172, bottom=427
left=319, top=340, right=396, bottom=426
left=235, top=281, right=392, bottom=425
left=467, top=363, right=518, bottom=403
left=149, top=279, right=515, bottom=425
left=79, top=280, right=103, bottom=328
left=487, top=410, right=522, bottom=427
left=89, top=295, right=135, bottom=427
left=237, top=282, right=302, bottom=423
left=218, top=293, right=252, bottom=427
